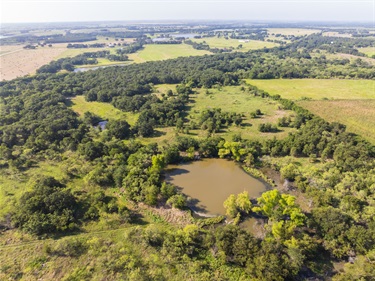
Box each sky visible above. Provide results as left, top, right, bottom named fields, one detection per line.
left=0, top=0, right=374, bottom=23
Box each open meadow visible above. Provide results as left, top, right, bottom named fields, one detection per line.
left=69, top=95, right=139, bottom=125
left=127, top=44, right=211, bottom=63
left=298, top=99, right=375, bottom=144
left=246, top=79, right=375, bottom=100
left=359, top=46, right=375, bottom=57
left=149, top=85, right=296, bottom=143
left=191, top=37, right=278, bottom=51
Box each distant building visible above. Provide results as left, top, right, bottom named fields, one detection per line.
left=238, top=40, right=250, bottom=43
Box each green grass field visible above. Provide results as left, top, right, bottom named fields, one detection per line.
left=139, top=85, right=296, bottom=144
left=191, top=37, right=278, bottom=51
left=128, top=44, right=211, bottom=63
left=246, top=79, right=375, bottom=100
left=298, top=99, right=375, bottom=144
left=70, top=96, right=139, bottom=125
left=187, top=86, right=295, bottom=141
left=359, top=47, right=375, bottom=58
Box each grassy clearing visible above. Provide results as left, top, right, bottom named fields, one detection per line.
left=297, top=99, right=375, bottom=144
left=359, top=47, right=375, bottom=58
left=127, top=44, right=211, bottom=63
left=187, top=86, right=295, bottom=141
left=69, top=96, right=138, bottom=125
left=191, top=37, right=278, bottom=51
left=141, top=85, right=296, bottom=144
left=246, top=79, right=375, bottom=100
left=0, top=160, right=72, bottom=218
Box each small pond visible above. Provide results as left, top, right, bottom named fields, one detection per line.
left=165, top=158, right=268, bottom=216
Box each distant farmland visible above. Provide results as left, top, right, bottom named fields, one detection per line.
left=298, top=100, right=375, bottom=144
left=127, top=44, right=211, bottom=63
left=246, top=79, right=375, bottom=100
left=267, top=28, right=321, bottom=36
left=191, top=37, right=278, bottom=51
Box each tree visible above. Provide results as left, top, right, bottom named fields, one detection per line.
left=223, top=194, right=238, bottom=218
left=106, top=119, right=131, bottom=140
left=280, top=163, right=299, bottom=181
left=236, top=191, right=252, bottom=214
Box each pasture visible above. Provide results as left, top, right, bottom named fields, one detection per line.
left=144, top=85, right=296, bottom=143
left=69, top=95, right=139, bottom=125
left=359, top=47, right=375, bottom=58
left=298, top=100, right=375, bottom=144
left=187, top=86, right=295, bottom=141
left=246, top=79, right=375, bottom=100
left=191, top=37, right=278, bottom=51
left=127, top=44, right=211, bottom=63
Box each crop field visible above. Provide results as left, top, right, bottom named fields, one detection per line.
left=191, top=37, right=278, bottom=51
left=127, top=44, right=211, bottom=63
left=246, top=79, right=375, bottom=100
left=69, top=95, right=139, bottom=125
left=298, top=100, right=375, bottom=144
left=359, top=47, right=375, bottom=57
left=0, top=37, right=133, bottom=81
left=0, top=44, right=68, bottom=81
left=267, top=28, right=321, bottom=36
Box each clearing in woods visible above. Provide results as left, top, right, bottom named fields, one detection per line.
left=69, top=95, right=139, bottom=126
left=297, top=100, right=375, bottom=144
left=246, top=79, right=375, bottom=100
left=147, top=85, right=296, bottom=144
left=127, top=44, right=211, bottom=63
left=359, top=47, right=375, bottom=58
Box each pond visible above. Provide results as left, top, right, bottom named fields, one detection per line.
left=165, top=159, right=268, bottom=216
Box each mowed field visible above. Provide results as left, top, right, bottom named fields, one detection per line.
left=69, top=96, right=139, bottom=125
left=0, top=37, right=131, bottom=81
left=298, top=100, right=375, bottom=144
left=191, top=37, right=278, bottom=51
left=246, top=79, right=375, bottom=100
left=0, top=44, right=68, bottom=81
left=127, top=44, right=211, bottom=63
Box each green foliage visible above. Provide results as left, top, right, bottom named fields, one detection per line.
left=223, top=191, right=252, bottom=218
left=253, top=190, right=306, bottom=240
left=167, top=194, right=187, bottom=209
left=12, top=177, right=82, bottom=235
left=280, top=163, right=299, bottom=181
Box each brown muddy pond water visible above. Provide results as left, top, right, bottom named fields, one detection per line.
left=165, top=158, right=268, bottom=216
